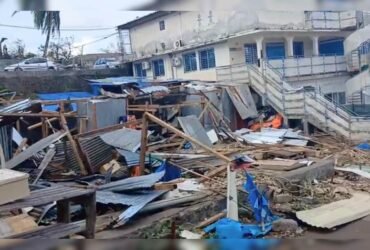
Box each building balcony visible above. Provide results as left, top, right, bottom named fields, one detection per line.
left=267, top=55, right=347, bottom=78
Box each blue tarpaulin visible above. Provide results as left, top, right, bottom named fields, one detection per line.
left=356, top=143, right=370, bottom=151
left=204, top=173, right=278, bottom=239
left=37, top=92, right=95, bottom=111
left=244, top=173, right=276, bottom=224
left=155, top=160, right=181, bottom=182
left=204, top=218, right=272, bottom=239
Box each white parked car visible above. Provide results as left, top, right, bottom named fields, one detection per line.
left=93, top=58, right=121, bottom=70
left=4, top=57, right=58, bottom=72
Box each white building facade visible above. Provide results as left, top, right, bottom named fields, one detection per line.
left=118, top=10, right=368, bottom=105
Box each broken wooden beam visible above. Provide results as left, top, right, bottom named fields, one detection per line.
left=144, top=112, right=232, bottom=163
left=59, top=113, right=88, bottom=175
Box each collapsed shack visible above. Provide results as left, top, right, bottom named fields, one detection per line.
left=0, top=80, right=369, bottom=242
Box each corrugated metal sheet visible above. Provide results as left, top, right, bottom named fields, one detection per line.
left=49, top=141, right=81, bottom=174
left=98, top=171, right=165, bottom=192
left=116, top=149, right=149, bottom=167
left=0, top=99, right=31, bottom=113
left=96, top=190, right=165, bottom=206
left=225, top=85, right=258, bottom=120
left=296, top=192, right=370, bottom=229
left=114, top=190, right=167, bottom=227
left=177, top=115, right=212, bottom=148
left=140, top=86, right=170, bottom=94
left=77, top=99, right=127, bottom=132
left=78, top=136, right=113, bottom=174
left=100, top=128, right=142, bottom=152
left=6, top=131, right=67, bottom=169
left=96, top=189, right=168, bottom=227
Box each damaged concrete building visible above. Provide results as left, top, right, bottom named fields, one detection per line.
left=118, top=10, right=370, bottom=140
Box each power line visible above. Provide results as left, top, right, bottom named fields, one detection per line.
left=73, top=32, right=118, bottom=48
left=0, top=23, right=116, bottom=31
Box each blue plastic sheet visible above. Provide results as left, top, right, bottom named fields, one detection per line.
left=204, top=173, right=278, bottom=239
left=155, top=160, right=181, bottom=182
left=38, top=92, right=95, bottom=111
left=204, top=218, right=272, bottom=239
left=244, top=173, right=276, bottom=224
left=356, top=143, right=370, bottom=151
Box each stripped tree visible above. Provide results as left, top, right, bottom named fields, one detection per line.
left=33, top=11, right=61, bottom=57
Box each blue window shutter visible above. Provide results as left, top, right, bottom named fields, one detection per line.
left=293, top=42, right=304, bottom=57
left=183, top=52, right=197, bottom=72
left=199, top=48, right=215, bottom=69
left=134, top=63, right=146, bottom=77
left=245, top=44, right=258, bottom=64
left=153, top=59, right=165, bottom=76
left=319, top=38, right=344, bottom=56
left=266, top=42, right=285, bottom=60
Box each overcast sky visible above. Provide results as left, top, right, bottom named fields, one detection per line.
left=0, top=0, right=152, bottom=55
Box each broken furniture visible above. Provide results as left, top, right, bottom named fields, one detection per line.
left=0, top=169, right=29, bottom=205
left=0, top=185, right=96, bottom=239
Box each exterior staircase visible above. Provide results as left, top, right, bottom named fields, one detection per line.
left=216, top=62, right=370, bottom=141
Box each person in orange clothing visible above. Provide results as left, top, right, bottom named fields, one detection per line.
left=249, top=113, right=283, bottom=131
left=271, top=114, right=283, bottom=129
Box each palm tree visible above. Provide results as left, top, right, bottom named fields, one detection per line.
left=0, top=38, right=7, bottom=58
left=33, top=11, right=60, bottom=57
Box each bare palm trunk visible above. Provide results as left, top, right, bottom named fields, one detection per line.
left=43, top=28, right=51, bottom=57
left=0, top=43, right=3, bottom=58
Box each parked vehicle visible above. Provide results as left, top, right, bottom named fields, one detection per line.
left=4, top=57, right=58, bottom=72
left=93, top=58, right=121, bottom=70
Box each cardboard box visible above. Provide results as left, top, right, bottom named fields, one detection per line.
left=0, top=169, right=30, bottom=205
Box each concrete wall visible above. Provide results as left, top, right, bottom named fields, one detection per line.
left=128, top=11, right=307, bottom=58
left=0, top=59, right=21, bottom=71
left=133, top=42, right=230, bottom=81
left=287, top=74, right=350, bottom=94
left=0, top=69, right=129, bottom=97
left=345, top=69, right=370, bottom=96
left=344, top=25, right=370, bottom=53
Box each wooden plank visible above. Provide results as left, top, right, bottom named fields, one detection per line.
left=59, top=113, right=87, bottom=175
left=8, top=223, right=81, bottom=239
left=196, top=212, right=226, bottom=229
left=145, top=112, right=231, bottom=163
left=0, top=186, right=94, bottom=212
left=254, top=160, right=305, bottom=171
left=32, top=147, right=56, bottom=184
left=139, top=114, right=149, bottom=174
left=14, top=138, right=28, bottom=156
left=57, top=200, right=71, bottom=224
left=83, top=193, right=96, bottom=239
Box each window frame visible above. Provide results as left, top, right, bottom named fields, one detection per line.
left=183, top=52, right=198, bottom=73
left=266, top=42, right=286, bottom=60
left=134, top=63, right=147, bottom=77
left=293, top=41, right=304, bottom=58
left=198, top=48, right=216, bottom=70
left=152, top=59, right=165, bottom=77
left=159, top=20, right=165, bottom=31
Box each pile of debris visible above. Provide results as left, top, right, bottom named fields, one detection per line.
left=0, top=80, right=369, bottom=242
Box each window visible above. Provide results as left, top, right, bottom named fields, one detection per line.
left=293, top=41, right=304, bottom=57
left=266, top=42, right=285, bottom=60
left=183, top=52, right=197, bottom=72
left=134, top=63, right=147, bottom=77
left=325, top=92, right=346, bottom=105
left=159, top=20, right=165, bottom=31
left=319, top=38, right=344, bottom=56
left=199, top=48, right=216, bottom=70
left=152, top=59, right=165, bottom=77
left=244, top=44, right=258, bottom=64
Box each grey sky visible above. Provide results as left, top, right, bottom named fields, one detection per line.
left=0, top=0, right=152, bottom=55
